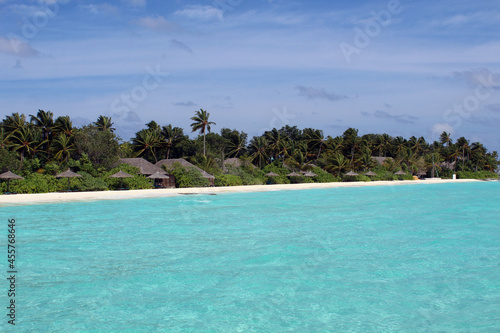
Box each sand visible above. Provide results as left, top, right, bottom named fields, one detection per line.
left=0, top=178, right=480, bottom=206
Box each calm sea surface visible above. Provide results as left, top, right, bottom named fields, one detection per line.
left=2, top=182, right=500, bottom=332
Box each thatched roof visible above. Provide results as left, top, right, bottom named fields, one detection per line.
left=0, top=171, right=24, bottom=180
left=223, top=158, right=255, bottom=171
left=345, top=171, right=359, bottom=176
left=156, top=159, right=215, bottom=180
left=109, top=171, right=134, bottom=178
left=119, top=158, right=166, bottom=175
left=303, top=171, right=318, bottom=177
left=55, top=169, right=83, bottom=178
left=287, top=172, right=302, bottom=177
left=265, top=172, right=279, bottom=177
left=394, top=170, right=407, bottom=175
left=147, top=172, right=170, bottom=179
left=364, top=171, right=377, bottom=176
left=372, top=156, right=392, bottom=165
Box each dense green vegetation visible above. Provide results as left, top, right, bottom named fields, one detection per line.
left=0, top=109, right=498, bottom=193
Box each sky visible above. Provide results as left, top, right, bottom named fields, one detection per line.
left=1, top=0, right=500, bottom=152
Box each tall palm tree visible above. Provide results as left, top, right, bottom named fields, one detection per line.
left=190, top=109, right=215, bottom=157
left=94, top=115, right=115, bottom=132
left=439, top=131, right=452, bottom=147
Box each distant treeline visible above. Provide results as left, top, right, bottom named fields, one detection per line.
left=0, top=109, right=498, bottom=192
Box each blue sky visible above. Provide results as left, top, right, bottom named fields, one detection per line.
left=1, top=0, right=499, bottom=151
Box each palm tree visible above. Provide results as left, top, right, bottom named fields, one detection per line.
left=227, top=134, right=247, bottom=158
left=30, top=109, right=54, bottom=159
left=2, top=113, right=28, bottom=136
left=9, top=127, right=43, bottom=162
left=30, top=109, right=54, bottom=140
left=0, top=128, right=11, bottom=149
left=265, top=128, right=289, bottom=163
left=161, top=124, right=184, bottom=159
left=190, top=109, right=215, bottom=157
left=131, top=129, right=162, bottom=163
left=51, top=133, right=75, bottom=162
left=54, top=116, right=74, bottom=137
left=94, top=115, right=115, bottom=132
left=305, top=128, right=325, bottom=162
left=439, top=131, right=452, bottom=147
left=325, top=153, right=349, bottom=177
left=248, top=136, right=268, bottom=168
left=456, top=137, right=470, bottom=168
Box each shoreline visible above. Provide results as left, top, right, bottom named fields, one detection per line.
left=0, top=179, right=482, bottom=206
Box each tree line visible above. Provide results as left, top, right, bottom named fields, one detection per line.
left=0, top=109, right=498, bottom=190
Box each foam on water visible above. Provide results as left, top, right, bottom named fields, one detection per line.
left=2, top=182, right=500, bottom=332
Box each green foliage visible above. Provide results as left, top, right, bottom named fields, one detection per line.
left=0, top=148, right=22, bottom=173
left=1, top=173, right=61, bottom=194
left=74, top=171, right=108, bottom=191
left=456, top=171, right=498, bottom=179
left=21, top=158, right=41, bottom=175
left=103, top=164, right=153, bottom=190
left=73, top=125, right=121, bottom=169
left=262, top=163, right=290, bottom=184
left=166, top=163, right=209, bottom=188
left=214, top=174, right=244, bottom=187
left=311, top=167, right=339, bottom=183
left=343, top=174, right=372, bottom=182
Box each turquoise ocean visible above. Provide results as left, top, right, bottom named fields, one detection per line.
left=1, top=182, right=500, bottom=332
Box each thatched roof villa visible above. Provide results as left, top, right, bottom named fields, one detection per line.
left=118, top=158, right=175, bottom=188
left=156, top=158, right=215, bottom=186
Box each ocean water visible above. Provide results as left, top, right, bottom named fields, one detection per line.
left=2, top=182, right=500, bottom=332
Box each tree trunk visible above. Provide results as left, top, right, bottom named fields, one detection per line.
left=203, top=132, right=206, bottom=157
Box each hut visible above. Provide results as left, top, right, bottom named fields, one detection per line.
left=155, top=158, right=215, bottom=186
left=118, top=158, right=175, bottom=188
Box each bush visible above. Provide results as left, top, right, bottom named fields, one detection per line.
left=1, top=173, right=61, bottom=194
left=166, top=163, right=209, bottom=188
left=343, top=174, right=372, bottom=182
left=103, top=164, right=152, bottom=190
left=456, top=171, right=498, bottom=179
left=74, top=171, right=108, bottom=191
left=215, top=174, right=243, bottom=187
left=311, top=167, right=339, bottom=183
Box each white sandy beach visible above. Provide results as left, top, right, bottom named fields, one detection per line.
left=0, top=178, right=481, bottom=206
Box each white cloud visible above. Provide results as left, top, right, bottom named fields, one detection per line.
left=296, top=86, right=347, bottom=101
left=79, top=4, right=118, bottom=15
left=0, top=36, right=39, bottom=57
left=175, top=5, right=223, bottom=21
left=135, top=15, right=178, bottom=32
left=432, top=123, right=454, bottom=137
